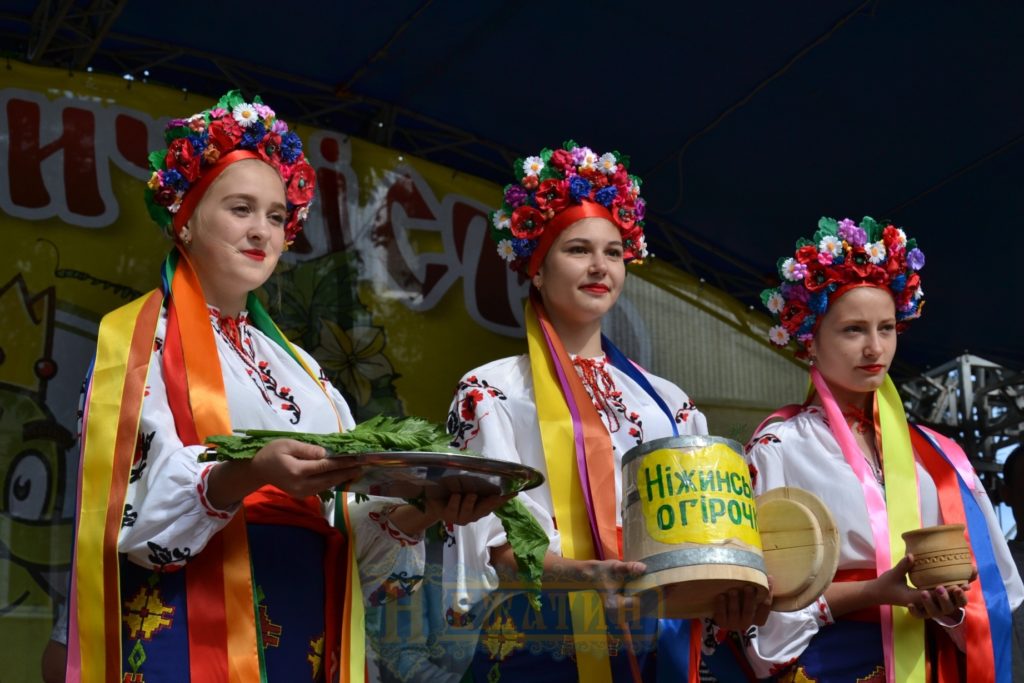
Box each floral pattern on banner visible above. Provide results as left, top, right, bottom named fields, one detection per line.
left=260, top=251, right=401, bottom=419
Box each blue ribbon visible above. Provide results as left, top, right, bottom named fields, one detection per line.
left=602, top=335, right=678, bottom=438
left=655, top=619, right=690, bottom=682
left=913, top=425, right=1012, bottom=682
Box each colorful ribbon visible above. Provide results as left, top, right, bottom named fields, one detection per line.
left=812, top=369, right=925, bottom=683
left=525, top=294, right=695, bottom=683
left=69, top=290, right=162, bottom=683
left=911, top=426, right=1011, bottom=683
left=69, top=249, right=364, bottom=682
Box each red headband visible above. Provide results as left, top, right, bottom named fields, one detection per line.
left=527, top=202, right=614, bottom=276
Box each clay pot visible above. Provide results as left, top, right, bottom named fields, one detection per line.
left=901, top=524, right=973, bottom=590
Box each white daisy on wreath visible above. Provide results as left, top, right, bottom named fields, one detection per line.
left=768, top=325, right=791, bottom=346
left=818, top=235, right=843, bottom=257
left=496, top=239, right=516, bottom=262
left=492, top=209, right=511, bottom=230
left=598, top=153, right=617, bottom=175
left=232, top=102, right=258, bottom=127
left=866, top=241, right=887, bottom=264
left=522, top=156, right=544, bottom=177
left=781, top=257, right=803, bottom=282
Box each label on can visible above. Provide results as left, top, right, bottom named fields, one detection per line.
left=637, top=443, right=760, bottom=547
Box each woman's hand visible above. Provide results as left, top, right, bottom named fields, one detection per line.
left=876, top=554, right=971, bottom=619
left=906, top=584, right=969, bottom=620
left=554, top=557, right=647, bottom=623
left=488, top=548, right=646, bottom=624
left=207, top=438, right=362, bottom=508
left=713, top=579, right=773, bottom=632
left=387, top=493, right=514, bottom=537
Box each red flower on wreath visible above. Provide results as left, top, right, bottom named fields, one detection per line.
left=154, top=185, right=177, bottom=207
left=611, top=165, right=630, bottom=188
left=208, top=118, right=243, bottom=152
left=779, top=301, right=809, bottom=331
left=847, top=247, right=874, bottom=278
left=795, top=245, right=819, bottom=265
left=511, top=206, right=546, bottom=239
left=286, top=164, right=316, bottom=205
left=534, top=179, right=569, bottom=215
left=549, top=148, right=574, bottom=171
left=166, top=138, right=200, bottom=182
left=804, top=261, right=841, bottom=292
left=613, top=202, right=638, bottom=231
left=257, top=132, right=283, bottom=165
left=882, top=225, right=903, bottom=250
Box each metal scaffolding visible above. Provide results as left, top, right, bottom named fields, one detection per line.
left=901, top=354, right=1024, bottom=496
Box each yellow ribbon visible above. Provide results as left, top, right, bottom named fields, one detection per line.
left=525, top=303, right=612, bottom=683
left=74, top=291, right=162, bottom=682
left=878, top=376, right=925, bottom=682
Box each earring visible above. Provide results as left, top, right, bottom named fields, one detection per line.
left=808, top=356, right=816, bottom=366
left=178, top=229, right=192, bottom=246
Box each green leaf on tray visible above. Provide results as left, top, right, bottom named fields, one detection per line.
left=201, top=415, right=463, bottom=460
left=493, top=497, right=549, bottom=612
left=202, top=415, right=549, bottom=611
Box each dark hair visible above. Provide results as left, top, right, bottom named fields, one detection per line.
left=1004, top=445, right=1024, bottom=484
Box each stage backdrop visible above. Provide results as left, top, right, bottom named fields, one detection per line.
left=1, top=61, right=804, bottom=680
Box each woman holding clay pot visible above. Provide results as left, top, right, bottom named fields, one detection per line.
left=746, top=217, right=1023, bottom=682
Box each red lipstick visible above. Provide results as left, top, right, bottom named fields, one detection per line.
left=857, top=364, right=885, bottom=374
left=580, top=283, right=610, bottom=294
left=242, top=249, right=266, bottom=262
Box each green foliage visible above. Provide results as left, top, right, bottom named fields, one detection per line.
left=203, top=415, right=549, bottom=611
left=817, top=216, right=838, bottom=233
left=203, top=415, right=457, bottom=459
left=494, top=498, right=548, bottom=612
left=760, top=287, right=779, bottom=307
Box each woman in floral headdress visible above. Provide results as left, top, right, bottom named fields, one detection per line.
left=368, top=142, right=767, bottom=683
left=746, top=217, right=1023, bottom=682
left=67, top=91, right=500, bottom=683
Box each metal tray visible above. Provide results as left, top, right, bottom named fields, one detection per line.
left=331, top=450, right=545, bottom=499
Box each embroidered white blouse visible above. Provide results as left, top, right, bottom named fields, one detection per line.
left=745, top=405, right=1024, bottom=677
left=116, top=306, right=409, bottom=595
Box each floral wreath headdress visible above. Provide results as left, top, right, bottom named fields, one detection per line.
left=144, top=90, right=316, bottom=246
left=489, top=140, right=649, bottom=275
left=761, top=216, right=925, bottom=355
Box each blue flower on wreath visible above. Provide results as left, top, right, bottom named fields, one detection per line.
left=798, top=316, right=816, bottom=336
left=240, top=121, right=267, bottom=150
left=187, top=134, right=207, bottom=155
left=281, top=131, right=303, bottom=163
left=594, top=186, right=618, bottom=208
left=568, top=176, right=591, bottom=202
left=162, top=168, right=187, bottom=191
left=512, top=238, right=536, bottom=258
left=890, top=274, right=907, bottom=293
left=808, top=291, right=828, bottom=315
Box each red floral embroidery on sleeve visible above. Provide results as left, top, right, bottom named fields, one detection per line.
left=447, top=375, right=507, bottom=448
left=197, top=463, right=231, bottom=519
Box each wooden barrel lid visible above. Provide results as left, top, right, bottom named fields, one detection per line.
left=756, top=486, right=840, bottom=612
